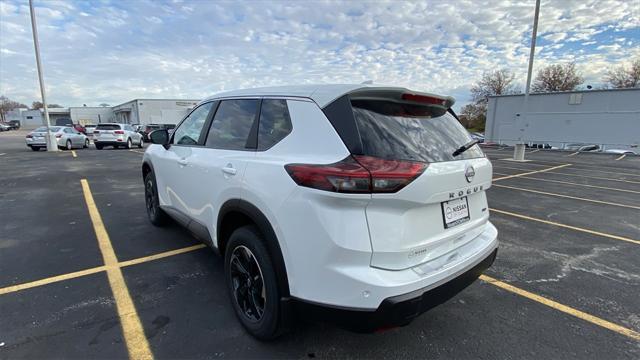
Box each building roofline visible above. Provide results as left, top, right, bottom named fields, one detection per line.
left=112, top=98, right=201, bottom=108
left=489, top=87, right=640, bottom=98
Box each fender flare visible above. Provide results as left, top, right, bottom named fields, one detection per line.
left=218, top=199, right=290, bottom=296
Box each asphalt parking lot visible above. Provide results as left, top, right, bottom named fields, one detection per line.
left=1, top=130, right=639, bottom=359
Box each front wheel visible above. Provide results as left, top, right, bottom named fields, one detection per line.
left=66, top=140, right=72, bottom=150
left=31, top=146, right=40, bottom=151
left=95, top=144, right=103, bottom=150
left=138, top=137, right=144, bottom=148
left=126, top=138, right=132, bottom=149
left=144, top=172, right=168, bottom=226
left=225, top=226, right=284, bottom=340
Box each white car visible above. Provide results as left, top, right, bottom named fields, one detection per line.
left=142, top=85, right=498, bottom=339
left=93, top=123, right=144, bottom=150
left=25, top=126, right=88, bottom=151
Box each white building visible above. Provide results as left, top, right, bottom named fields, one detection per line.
left=7, top=98, right=200, bottom=129
left=112, top=99, right=199, bottom=125
left=485, top=88, right=640, bottom=150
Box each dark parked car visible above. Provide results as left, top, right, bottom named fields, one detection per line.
left=8, top=120, right=21, bottom=130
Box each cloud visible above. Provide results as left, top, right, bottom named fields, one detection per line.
left=0, top=0, right=638, bottom=109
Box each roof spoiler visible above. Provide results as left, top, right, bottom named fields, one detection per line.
left=347, top=87, right=455, bottom=117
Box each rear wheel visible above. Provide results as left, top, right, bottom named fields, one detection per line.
left=31, top=146, right=40, bottom=151
left=138, top=137, right=144, bottom=148
left=144, top=171, right=168, bottom=226
left=84, top=139, right=89, bottom=148
left=225, top=226, right=284, bottom=340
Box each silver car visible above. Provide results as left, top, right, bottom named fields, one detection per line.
left=25, top=126, right=88, bottom=151
left=93, top=123, right=144, bottom=149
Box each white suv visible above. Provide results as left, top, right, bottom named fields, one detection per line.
left=142, top=85, right=498, bottom=339
left=93, top=123, right=144, bottom=149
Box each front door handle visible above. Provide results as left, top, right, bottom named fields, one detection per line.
left=222, top=166, right=237, bottom=175
left=178, top=158, right=188, bottom=166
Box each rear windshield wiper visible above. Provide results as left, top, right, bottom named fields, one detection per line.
left=452, top=139, right=480, bottom=157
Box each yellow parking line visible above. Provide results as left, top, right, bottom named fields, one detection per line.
left=503, top=175, right=640, bottom=194
left=490, top=208, right=640, bottom=245
left=81, top=179, right=153, bottom=360
left=0, top=245, right=206, bottom=297
left=493, top=164, right=572, bottom=181
left=0, top=266, right=107, bottom=296
left=119, top=244, right=206, bottom=268
left=567, top=151, right=579, bottom=157
left=493, top=184, right=640, bottom=210
left=71, top=150, right=77, bottom=158
left=615, top=154, right=626, bottom=161
left=480, top=275, right=640, bottom=341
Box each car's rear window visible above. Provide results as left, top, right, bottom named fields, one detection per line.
left=351, top=100, right=484, bottom=163
left=34, top=126, right=61, bottom=132
left=96, top=124, right=121, bottom=130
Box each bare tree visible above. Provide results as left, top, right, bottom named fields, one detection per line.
left=464, top=69, right=519, bottom=131
left=532, top=63, right=584, bottom=93
left=0, top=96, right=28, bottom=122
left=32, top=101, right=63, bottom=110
left=603, top=58, right=640, bottom=88
left=470, top=69, right=519, bottom=105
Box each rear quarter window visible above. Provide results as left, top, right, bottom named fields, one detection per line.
left=351, top=100, right=484, bottom=163
left=258, top=99, right=292, bottom=150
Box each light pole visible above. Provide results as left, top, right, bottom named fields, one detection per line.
left=514, top=0, right=540, bottom=161
left=29, top=0, right=57, bottom=152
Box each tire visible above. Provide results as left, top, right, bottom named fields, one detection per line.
left=95, top=144, right=103, bottom=150
left=66, top=140, right=72, bottom=150
left=31, top=146, right=40, bottom=151
left=126, top=138, right=132, bottom=149
left=84, top=139, right=89, bottom=148
left=144, top=171, right=169, bottom=226
left=138, top=137, right=144, bottom=148
left=225, top=226, right=284, bottom=340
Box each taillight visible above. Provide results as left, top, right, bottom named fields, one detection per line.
left=114, top=130, right=125, bottom=134
left=285, top=156, right=426, bottom=193
left=26, top=134, right=33, bottom=138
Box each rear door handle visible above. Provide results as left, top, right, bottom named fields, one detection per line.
left=222, top=166, right=237, bottom=175
left=178, top=158, right=188, bottom=166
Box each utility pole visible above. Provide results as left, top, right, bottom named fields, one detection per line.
left=514, top=0, right=540, bottom=161
left=29, top=0, right=57, bottom=152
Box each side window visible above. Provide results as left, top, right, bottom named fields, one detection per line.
left=64, top=128, right=72, bottom=133
left=206, top=99, right=259, bottom=150
left=258, top=99, right=292, bottom=150
left=173, top=102, right=214, bottom=145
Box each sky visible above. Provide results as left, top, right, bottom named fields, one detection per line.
left=1, top=0, right=639, bottom=110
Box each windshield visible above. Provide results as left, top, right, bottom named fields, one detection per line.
left=351, top=100, right=484, bottom=163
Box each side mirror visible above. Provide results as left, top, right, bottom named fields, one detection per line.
left=149, top=129, right=170, bottom=149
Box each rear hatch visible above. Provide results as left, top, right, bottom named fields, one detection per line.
left=348, top=90, right=492, bottom=270
left=94, top=124, right=122, bottom=141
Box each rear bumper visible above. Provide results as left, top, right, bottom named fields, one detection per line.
left=291, top=248, right=497, bottom=332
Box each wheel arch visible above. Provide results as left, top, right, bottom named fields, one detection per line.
left=142, top=160, right=154, bottom=181
left=218, top=199, right=290, bottom=296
